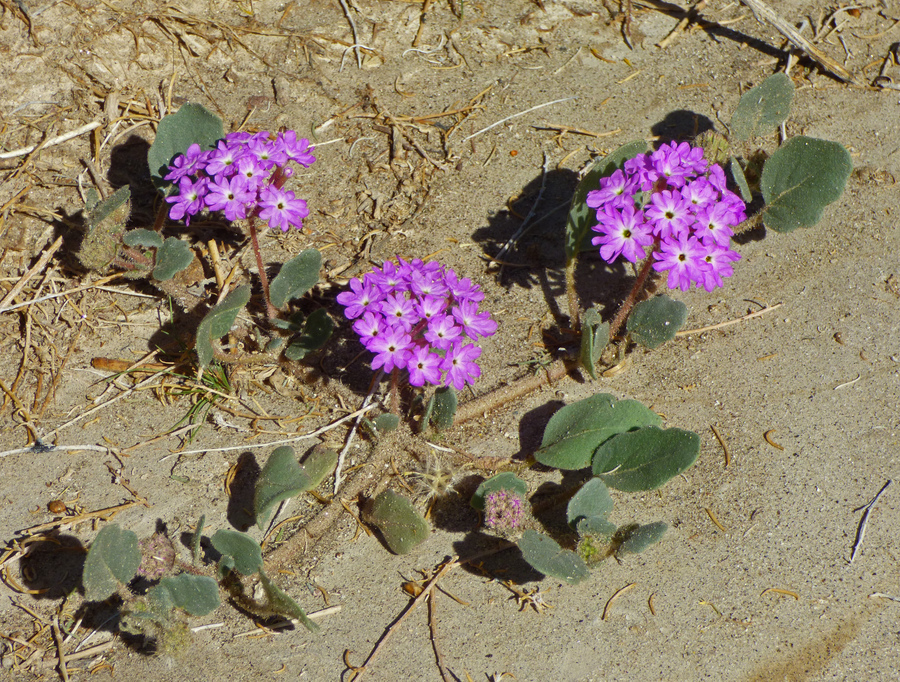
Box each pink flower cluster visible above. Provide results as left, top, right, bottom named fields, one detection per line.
left=588, top=142, right=746, bottom=291
left=164, top=130, right=315, bottom=231
left=338, top=258, right=497, bottom=390
left=484, top=490, right=525, bottom=531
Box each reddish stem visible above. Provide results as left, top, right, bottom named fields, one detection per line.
left=607, top=238, right=660, bottom=340
left=248, top=216, right=278, bottom=319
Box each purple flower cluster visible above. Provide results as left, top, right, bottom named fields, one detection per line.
left=164, top=130, right=315, bottom=231
left=587, top=141, right=746, bottom=291
left=338, top=258, right=497, bottom=390
left=484, top=490, right=525, bottom=531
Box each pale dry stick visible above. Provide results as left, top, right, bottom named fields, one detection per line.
left=675, top=303, right=783, bottom=336
left=0, top=121, right=102, bottom=160
left=169, top=402, right=379, bottom=458
left=34, top=642, right=114, bottom=670
left=0, top=443, right=108, bottom=459
left=491, top=151, right=551, bottom=266
left=428, top=588, right=452, bottom=682
left=51, top=615, right=69, bottom=682
left=738, top=0, right=863, bottom=85
left=46, top=366, right=171, bottom=438
left=710, top=424, right=731, bottom=467
left=657, top=0, right=709, bottom=49
left=347, top=558, right=459, bottom=681
left=334, top=372, right=382, bottom=494
left=0, top=236, right=64, bottom=308
left=461, top=97, right=577, bottom=142
left=850, top=479, right=891, bottom=563
left=602, top=582, right=637, bottom=621
left=338, top=0, right=363, bottom=69
left=0, top=274, right=121, bottom=315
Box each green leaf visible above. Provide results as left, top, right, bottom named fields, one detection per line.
left=123, top=228, right=164, bottom=249
left=83, top=524, right=141, bottom=601
left=368, top=491, right=430, bottom=555
left=627, top=295, right=687, bottom=350
left=517, top=530, right=590, bottom=585
left=372, top=413, right=400, bottom=433
left=430, top=386, right=457, bottom=430
left=157, top=574, right=220, bottom=616
left=269, top=249, right=322, bottom=309
left=148, top=103, right=224, bottom=190
left=535, top=393, right=662, bottom=470
left=258, top=569, right=319, bottom=633
left=579, top=307, right=609, bottom=380
left=730, top=72, right=794, bottom=142
left=470, top=472, right=528, bottom=511
left=729, top=157, right=753, bottom=203
left=152, top=237, right=194, bottom=281
left=566, top=478, right=613, bottom=528
left=593, top=426, right=700, bottom=491
left=760, top=136, right=852, bottom=233
left=420, top=394, right=435, bottom=435
left=77, top=186, right=132, bottom=272
left=695, top=130, right=730, bottom=167
left=576, top=516, right=617, bottom=539
left=195, top=285, right=251, bottom=368
left=254, top=446, right=338, bottom=529
left=283, top=309, right=333, bottom=361
left=565, top=140, right=648, bottom=264
left=210, top=529, right=263, bottom=575
left=616, top=521, right=667, bottom=555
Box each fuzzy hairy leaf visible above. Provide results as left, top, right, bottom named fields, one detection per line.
left=579, top=307, right=609, bottom=380
left=157, top=574, right=220, bottom=616
left=627, top=295, right=687, bottom=350
left=258, top=569, right=319, bottom=633
left=210, top=529, right=263, bottom=576
left=77, top=186, right=132, bottom=272
left=730, top=73, right=794, bottom=142
left=195, top=285, right=251, bottom=368
left=567, top=478, right=613, bottom=528
left=152, top=237, right=194, bottom=281
left=593, top=426, right=700, bottom=491
left=269, top=249, right=322, bottom=309
left=254, top=445, right=338, bottom=529
left=83, top=525, right=141, bottom=601
left=729, top=157, right=753, bottom=203
left=148, top=103, right=223, bottom=190
left=535, top=393, right=662, bottom=470
left=369, top=491, right=430, bottom=555
left=565, top=140, right=648, bottom=263
left=518, top=530, right=590, bottom=585
left=283, top=309, right=333, bottom=361
left=123, top=229, right=163, bottom=249
left=616, top=521, right=667, bottom=556
left=430, top=386, right=457, bottom=430
left=760, top=136, right=851, bottom=233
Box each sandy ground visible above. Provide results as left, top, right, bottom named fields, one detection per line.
left=1, top=0, right=899, bottom=680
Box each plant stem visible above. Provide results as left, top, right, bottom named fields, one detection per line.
left=248, top=217, right=277, bottom=319
left=389, top=368, right=400, bottom=415
left=607, top=243, right=658, bottom=340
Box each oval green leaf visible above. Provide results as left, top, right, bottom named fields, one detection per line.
left=593, top=426, right=700, bottom=491
left=616, top=521, right=667, bottom=556
left=210, top=529, right=263, bottom=575
left=148, top=103, right=224, bottom=190
left=566, top=478, right=613, bottom=528
left=518, top=530, right=590, bottom=585
left=535, top=393, right=662, bottom=470
left=627, top=295, right=687, bottom=350
left=195, top=285, right=251, bottom=368
left=83, top=524, right=141, bottom=601
left=152, top=237, right=194, bottom=281
left=760, top=136, right=851, bottom=233
left=269, top=249, right=322, bottom=309
left=369, top=491, right=430, bottom=555
left=157, top=574, right=220, bottom=616
left=730, top=72, right=794, bottom=142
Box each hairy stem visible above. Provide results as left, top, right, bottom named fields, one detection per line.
left=248, top=217, right=277, bottom=319
left=607, top=243, right=658, bottom=340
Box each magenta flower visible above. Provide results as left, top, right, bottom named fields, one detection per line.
left=407, top=345, right=443, bottom=387
left=652, top=234, right=709, bottom=291
left=258, top=185, right=309, bottom=232
left=165, top=176, right=208, bottom=224
left=442, top=343, right=482, bottom=390
left=369, top=327, right=412, bottom=373
left=591, top=203, right=654, bottom=263
left=205, top=175, right=254, bottom=221
left=339, top=259, right=495, bottom=389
